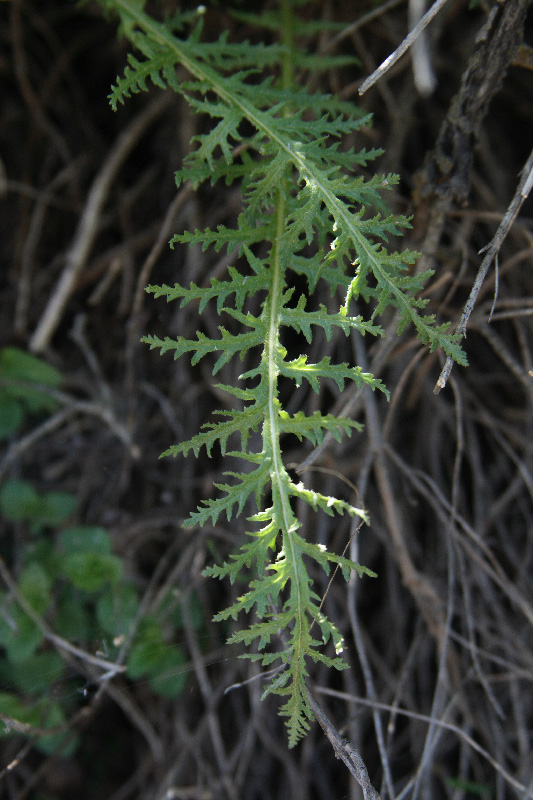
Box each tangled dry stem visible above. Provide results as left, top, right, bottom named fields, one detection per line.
left=1, top=1, right=532, bottom=799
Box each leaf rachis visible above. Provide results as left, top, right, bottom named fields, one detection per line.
left=99, top=0, right=466, bottom=745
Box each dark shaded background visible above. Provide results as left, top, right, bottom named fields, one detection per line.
left=1, top=1, right=532, bottom=798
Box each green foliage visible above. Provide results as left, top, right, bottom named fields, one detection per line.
left=0, top=480, right=202, bottom=754
left=58, top=526, right=123, bottom=591
left=0, top=691, right=79, bottom=757
left=126, top=617, right=189, bottom=699
left=0, top=479, right=77, bottom=531
left=0, top=347, right=63, bottom=440
left=96, top=0, right=466, bottom=745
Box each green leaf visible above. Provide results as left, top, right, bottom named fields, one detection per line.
left=0, top=394, right=24, bottom=439
left=0, top=480, right=41, bottom=522
left=289, top=481, right=369, bottom=524
left=18, top=562, right=52, bottom=614
left=127, top=638, right=164, bottom=681
left=59, top=552, right=122, bottom=592
left=96, top=585, right=140, bottom=637
left=279, top=354, right=389, bottom=396
left=127, top=619, right=172, bottom=676
left=33, top=700, right=79, bottom=757
left=163, top=406, right=264, bottom=458
left=0, top=691, right=29, bottom=727
left=143, top=325, right=264, bottom=374
left=53, top=596, right=92, bottom=642
left=35, top=492, right=77, bottom=527
left=185, top=459, right=271, bottom=527
left=126, top=608, right=190, bottom=697
left=0, top=610, right=43, bottom=663
left=59, top=526, right=112, bottom=555
left=0, top=347, right=62, bottom=388
left=0, top=347, right=62, bottom=417
left=0, top=481, right=76, bottom=529
left=5, top=651, right=64, bottom=695
left=278, top=410, right=362, bottom=445
left=0, top=691, right=78, bottom=755
left=280, top=296, right=384, bottom=343
left=147, top=647, right=188, bottom=698
left=101, top=0, right=467, bottom=746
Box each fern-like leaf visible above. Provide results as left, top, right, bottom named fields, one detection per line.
left=98, top=0, right=468, bottom=746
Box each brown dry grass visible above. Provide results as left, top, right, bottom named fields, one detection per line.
left=1, top=2, right=532, bottom=799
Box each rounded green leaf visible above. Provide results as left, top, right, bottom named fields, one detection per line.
left=60, top=552, right=122, bottom=592
left=0, top=395, right=24, bottom=439
left=0, top=347, right=63, bottom=387
left=4, top=382, right=59, bottom=415
left=0, top=481, right=75, bottom=530
left=24, top=539, right=58, bottom=579
left=126, top=615, right=189, bottom=697
left=59, top=526, right=112, bottom=555
left=36, top=491, right=77, bottom=527
left=97, top=585, right=140, bottom=637
left=53, top=595, right=92, bottom=641
left=0, top=480, right=41, bottom=522
left=126, top=618, right=166, bottom=679
left=7, top=651, right=65, bottom=695
left=148, top=647, right=188, bottom=698
left=0, top=347, right=62, bottom=415
left=127, top=641, right=164, bottom=680
left=19, top=562, right=52, bottom=614
left=0, top=610, right=43, bottom=663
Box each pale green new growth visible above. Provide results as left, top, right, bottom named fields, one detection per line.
left=97, top=0, right=466, bottom=746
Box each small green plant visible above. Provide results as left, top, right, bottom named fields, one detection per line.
left=0, top=347, right=63, bottom=440
left=0, top=478, right=199, bottom=754
left=96, top=0, right=466, bottom=745
left=0, top=347, right=201, bottom=755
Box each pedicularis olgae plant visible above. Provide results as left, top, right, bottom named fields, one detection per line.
left=96, top=0, right=466, bottom=745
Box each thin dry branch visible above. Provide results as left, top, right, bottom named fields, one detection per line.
left=435, top=146, right=533, bottom=392
left=29, top=92, right=172, bottom=354
left=315, top=688, right=533, bottom=798
left=358, top=0, right=450, bottom=95
left=305, top=687, right=382, bottom=800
